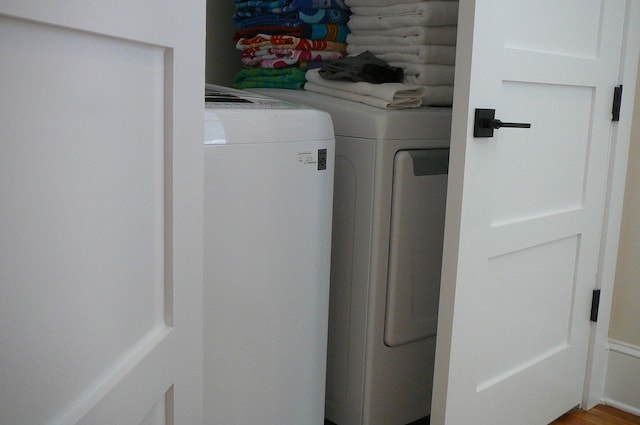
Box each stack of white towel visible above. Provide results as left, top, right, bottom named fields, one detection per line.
left=305, top=67, right=427, bottom=109
left=345, top=0, right=458, bottom=106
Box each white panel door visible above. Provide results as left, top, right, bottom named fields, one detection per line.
left=433, top=1, right=636, bottom=425
left=0, top=2, right=204, bottom=425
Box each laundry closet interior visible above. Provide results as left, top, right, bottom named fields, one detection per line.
left=205, top=1, right=457, bottom=424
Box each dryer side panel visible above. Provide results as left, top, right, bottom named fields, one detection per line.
left=324, top=136, right=376, bottom=425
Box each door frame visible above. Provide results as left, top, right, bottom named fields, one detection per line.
left=582, top=0, right=640, bottom=410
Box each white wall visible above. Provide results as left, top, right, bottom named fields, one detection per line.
left=609, top=67, right=640, bottom=347
left=605, top=61, right=640, bottom=415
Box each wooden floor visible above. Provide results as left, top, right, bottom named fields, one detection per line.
left=550, top=405, right=640, bottom=425
left=327, top=405, right=640, bottom=425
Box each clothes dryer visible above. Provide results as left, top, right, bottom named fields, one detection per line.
left=251, top=89, right=452, bottom=425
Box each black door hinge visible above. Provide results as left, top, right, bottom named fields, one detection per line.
left=612, top=85, right=623, bottom=122
left=590, top=289, right=601, bottom=322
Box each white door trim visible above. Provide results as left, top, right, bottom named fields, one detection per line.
left=582, top=0, right=640, bottom=410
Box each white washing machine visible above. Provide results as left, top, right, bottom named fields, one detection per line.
left=250, top=89, right=451, bottom=425
left=203, top=85, right=335, bottom=425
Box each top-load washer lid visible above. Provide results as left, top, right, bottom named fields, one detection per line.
left=247, top=88, right=452, bottom=141
left=204, top=84, right=334, bottom=144
left=205, top=84, right=301, bottom=109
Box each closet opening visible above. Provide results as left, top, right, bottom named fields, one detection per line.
left=205, top=1, right=459, bottom=424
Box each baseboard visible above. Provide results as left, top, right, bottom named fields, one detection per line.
left=604, top=339, right=640, bottom=415
left=603, top=398, right=640, bottom=417
left=609, top=339, right=640, bottom=359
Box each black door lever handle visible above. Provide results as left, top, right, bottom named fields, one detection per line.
left=481, top=118, right=531, bottom=129
left=474, top=108, right=531, bottom=138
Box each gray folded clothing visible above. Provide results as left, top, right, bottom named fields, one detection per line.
left=318, top=51, right=404, bottom=83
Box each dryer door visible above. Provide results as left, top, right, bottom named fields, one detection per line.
left=384, top=149, right=449, bottom=347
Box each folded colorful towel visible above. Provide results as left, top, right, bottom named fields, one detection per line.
left=235, top=4, right=349, bottom=16
left=234, top=8, right=350, bottom=27
left=299, top=8, right=350, bottom=24
left=346, top=25, right=457, bottom=46
left=302, top=23, right=350, bottom=41
left=233, top=67, right=307, bottom=89
left=235, top=0, right=348, bottom=11
left=347, top=44, right=456, bottom=65
left=233, top=12, right=300, bottom=28
left=241, top=49, right=346, bottom=67
left=237, top=34, right=347, bottom=53
left=289, top=0, right=348, bottom=8
left=234, top=24, right=350, bottom=42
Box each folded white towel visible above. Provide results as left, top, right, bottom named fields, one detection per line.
left=349, top=24, right=457, bottom=38
left=349, top=1, right=458, bottom=21
left=347, top=44, right=456, bottom=65
left=348, top=11, right=458, bottom=31
left=345, top=0, right=456, bottom=8
left=420, top=85, right=454, bottom=106
left=304, top=81, right=454, bottom=107
left=304, top=82, right=424, bottom=109
left=304, top=68, right=426, bottom=109
left=347, top=26, right=458, bottom=46
left=389, top=62, right=455, bottom=85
